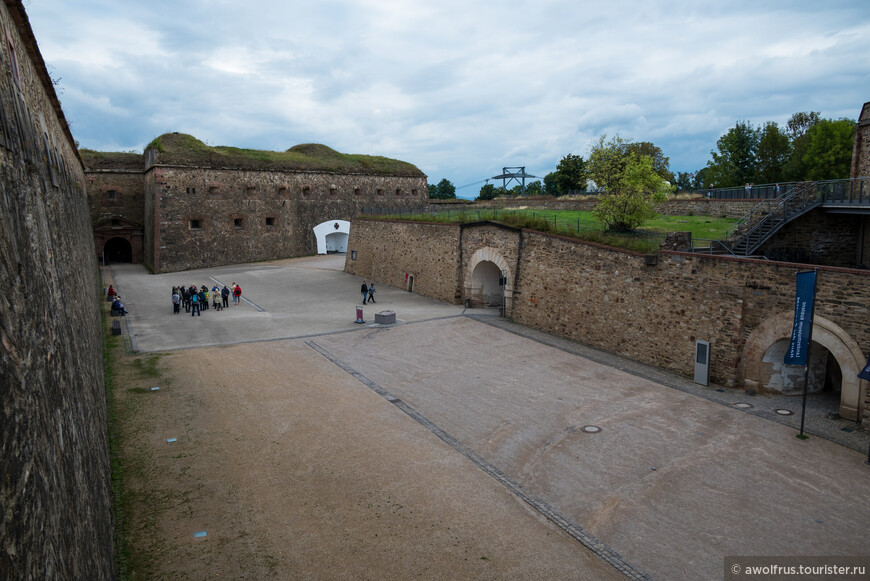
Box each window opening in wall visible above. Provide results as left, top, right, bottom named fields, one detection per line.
left=234, top=218, right=244, bottom=229
left=354, top=187, right=362, bottom=196
left=411, top=189, right=417, bottom=196
left=208, top=186, right=219, bottom=195
left=377, top=188, right=384, bottom=196
left=111, top=219, right=121, bottom=227
left=396, top=188, right=402, bottom=196
left=265, top=217, right=275, bottom=226
left=247, top=186, right=257, bottom=196
left=189, top=219, right=202, bottom=230
left=106, top=189, right=118, bottom=202
left=302, top=185, right=311, bottom=196
left=330, top=185, right=337, bottom=195
left=186, top=187, right=196, bottom=194
left=277, top=186, right=287, bottom=196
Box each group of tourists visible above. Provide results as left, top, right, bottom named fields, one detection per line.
left=171, top=282, right=243, bottom=316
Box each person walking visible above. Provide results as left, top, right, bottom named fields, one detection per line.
left=233, top=283, right=242, bottom=305
left=367, top=283, right=376, bottom=303
left=361, top=281, right=368, bottom=304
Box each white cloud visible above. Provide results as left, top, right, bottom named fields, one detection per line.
left=24, top=0, right=870, bottom=192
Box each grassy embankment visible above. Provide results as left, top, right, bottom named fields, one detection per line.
left=372, top=208, right=736, bottom=254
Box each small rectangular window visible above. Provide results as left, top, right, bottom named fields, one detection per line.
left=189, top=219, right=202, bottom=230
left=302, top=185, right=311, bottom=196
left=396, top=188, right=402, bottom=196
left=377, top=188, right=384, bottom=196
left=265, top=217, right=275, bottom=226
left=106, top=189, right=117, bottom=201
left=186, top=187, right=196, bottom=194
left=277, top=186, right=287, bottom=196
left=234, top=218, right=243, bottom=229
left=246, top=186, right=257, bottom=196
left=208, top=186, right=219, bottom=195
left=354, top=187, right=362, bottom=196
left=329, top=185, right=337, bottom=195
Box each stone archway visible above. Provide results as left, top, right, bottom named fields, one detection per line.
left=740, top=311, right=867, bottom=422
left=104, top=237, right=133, bottom=264
left=465, top=247, right=512, bottom=311
left=313, top=220, right=350, bottom=254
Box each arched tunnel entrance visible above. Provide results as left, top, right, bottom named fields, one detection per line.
left=471, top=260, right=503, bottom=307
left=104, top=237, right=133, bottom=264
left=741, top=312, right=866, bottom=421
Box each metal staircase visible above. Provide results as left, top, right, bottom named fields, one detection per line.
left=694, top=182, right=821, bottom=257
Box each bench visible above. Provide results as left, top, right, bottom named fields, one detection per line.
left=112, top=320, right=122, bottom=336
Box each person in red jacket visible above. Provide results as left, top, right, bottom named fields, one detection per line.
left=233, top=283, right=242, bottom=305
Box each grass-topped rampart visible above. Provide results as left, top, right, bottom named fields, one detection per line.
left=365, top=208, right=736, bottom=254
left=145, top=133, right=426, bottom=176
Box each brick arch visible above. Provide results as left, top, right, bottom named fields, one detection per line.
left=465, top=247, right=513, bottom=311
left=739, top=311, right=867, bottom=422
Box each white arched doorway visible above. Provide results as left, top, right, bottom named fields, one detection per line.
left=739, top=311, right=867, bottom=422
left=465, top=247, right=513, bottom=311
left=313, top=220, right=350, bottom=254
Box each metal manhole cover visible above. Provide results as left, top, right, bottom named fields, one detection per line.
left=581, top=425, right=602, bottom=433
left=774, top=409, right=794, bottom=416
left=733, top=402, right=754, bottom=409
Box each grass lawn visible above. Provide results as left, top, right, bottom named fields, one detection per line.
left=374, top=208, right=736, bottom=253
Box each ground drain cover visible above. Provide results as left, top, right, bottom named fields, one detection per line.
left=734, top=402, right=754, bottom=409
left=774, top=409, right=794, bottom=416
left=581, top=425, right=602, bottom=434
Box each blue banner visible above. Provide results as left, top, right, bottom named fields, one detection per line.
left=859, top=354, right=870, bottom=381
left=784, top=271, right=816, bottom=366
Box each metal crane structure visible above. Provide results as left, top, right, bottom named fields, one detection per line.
left=491, top=167, right=538, bottom=195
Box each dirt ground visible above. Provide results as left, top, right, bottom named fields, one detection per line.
left=112, top=336, right=624, bottom=580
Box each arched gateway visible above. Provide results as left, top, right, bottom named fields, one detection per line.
left=739, top=311, right=867, bottom=421
left=465, top=247, right=513, bottom=310
left=313, top=220, right=350, bottom=254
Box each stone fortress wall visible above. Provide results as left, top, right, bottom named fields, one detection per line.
left=0, top=2, right=114, bottom=579
left=346, top=218, right=870, bottom=423
left=145, top=165, right=427, bottom=273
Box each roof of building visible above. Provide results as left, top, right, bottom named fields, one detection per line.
left=79, top=150, right=143, bottom=171
left=142, top=133, right=426, bottom=177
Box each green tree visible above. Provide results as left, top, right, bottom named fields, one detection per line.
left=755, top=122, right=790, bottom=184
left=704, top=121, right=759, bottom=187
left=477, top=183, right=496, bottom=201
left=523, top=180, right=543, bottom=196
left=588, top=136, right=673, bottom=231
left=543, top=172, right=559, bottom=196
left=624, top=141, right=674, bottom=183
left=553, top=153, right=588, bottom=195
left=801, top=119, right=855, bottom=180
left=675, top=171, right=696, bottom=192
left=786, top=111, right=820, bottom=140
left=429, top=178, right=456, bottom=199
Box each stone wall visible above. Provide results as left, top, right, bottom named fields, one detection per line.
left=850, top=102, right=869, bottom=178
left=346, top=218, right=870, bottom=421
left=761, top=210, right=864, bottom=267
left=0, top=2, right=114, bottom=579
left=148, top=166, right=428, bottom=273
left=86, top=169, right=145, bottom=226
left=345, top=219, right=462, bottom=303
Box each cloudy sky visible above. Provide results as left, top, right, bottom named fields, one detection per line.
left=25, top=0, right=870, bottom=198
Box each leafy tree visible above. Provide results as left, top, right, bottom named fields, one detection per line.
left=704, top=121, right=759, bottom=188
left=588, top=136, right=673, bottom=231
left=675, top=171, right=696, bottom=192
left=477, top=183, right=496, bottom=201
left=755, top=122, right=790, bottom=184
left=801, top=119, right=855, bottom=180
left=543, top=172, right=559, bottom=196
left=428, top=178, right=456, bottom=199
left=523, top=180, right=543, bottom=196
left=553, top=153, right=588, bottom=195
left=786, top=111, right=820, bottom=140
left=624, top=141, right=674, bottom=183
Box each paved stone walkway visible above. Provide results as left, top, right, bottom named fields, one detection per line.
left=467, top=314, right=870, bottom=456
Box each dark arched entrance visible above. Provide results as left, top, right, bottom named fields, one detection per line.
left=104, top=237, right=133, bottom=264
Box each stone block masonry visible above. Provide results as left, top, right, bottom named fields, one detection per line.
left=0, top=1, right=114, bottom=579
left=346, top=218, right=870, bottom=423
